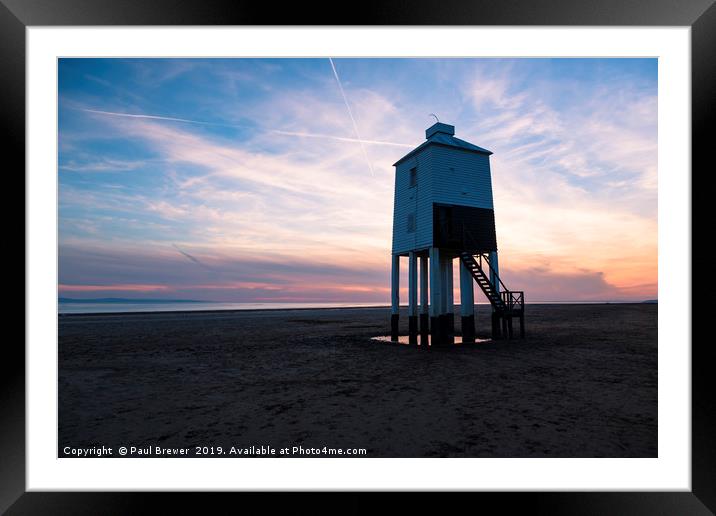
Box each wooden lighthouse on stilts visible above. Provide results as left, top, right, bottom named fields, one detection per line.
left=390, top=122, right=524, bottom=347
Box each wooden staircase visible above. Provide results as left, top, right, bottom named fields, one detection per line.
left=459, top=252, right=525, bottom=338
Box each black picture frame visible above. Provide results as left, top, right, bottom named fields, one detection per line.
left=5, top=0, right=712, bottom=513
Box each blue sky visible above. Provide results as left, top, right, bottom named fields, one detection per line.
left=58, top=58, right=657, bottom=302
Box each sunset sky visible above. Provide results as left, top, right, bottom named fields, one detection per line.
left=58, top=58, right=657, bottom=303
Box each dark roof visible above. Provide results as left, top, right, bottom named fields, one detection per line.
left=393, top=126, right=492, bottom=167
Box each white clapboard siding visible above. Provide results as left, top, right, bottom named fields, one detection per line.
left=391, top=127, right=495, bottom=255
left=392, top=150, right=433, bottom=254
left=429, top=145, right=494, bottom=210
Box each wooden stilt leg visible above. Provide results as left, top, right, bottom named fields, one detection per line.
left=391, top=254, right=400, bottom=341
left=492, top=312, right=500, bottom=339
left=408, top=252, right=418, bottom=346
left=419, top=255, right=429, bottom=347
left=429, top=247, right=441, bottom=348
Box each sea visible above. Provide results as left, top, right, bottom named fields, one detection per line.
left=58, top=301, right=387, bottom=315
left=58, top=299, right=651, bottom=315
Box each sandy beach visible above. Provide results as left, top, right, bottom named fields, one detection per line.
left=58, top=303, right=657, bottom=458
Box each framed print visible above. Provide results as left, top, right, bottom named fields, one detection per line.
left=5, top=0, right=714, bottom=513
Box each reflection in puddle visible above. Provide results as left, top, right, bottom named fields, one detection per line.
left=371, top=335, right=490, bottom=346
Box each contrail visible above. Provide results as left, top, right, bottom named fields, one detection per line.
left=80, top=108, right=220, bottom=126
left=328, top=58, right=374, bottom=176
left=272, top=129, right=412, bottom=148
left=79, top=107, right=412, bottom=148
left=172, top=243, right=213, bottom=270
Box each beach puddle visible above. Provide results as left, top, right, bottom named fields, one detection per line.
left=371, top=335, right=490, bottom=346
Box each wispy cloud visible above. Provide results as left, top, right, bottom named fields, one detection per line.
left=59, top=283, right=169, bottom=292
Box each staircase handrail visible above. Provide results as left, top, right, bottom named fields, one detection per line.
left=480, top=252, right=510, bottom=295
left=461, top=225, right=511, bottom=293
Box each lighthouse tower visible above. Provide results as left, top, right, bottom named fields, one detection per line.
left=390, top=122, right=524, bottom=347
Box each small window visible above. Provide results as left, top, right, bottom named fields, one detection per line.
left=406, top=213, right=416, bottom=233
left=409, top=167, right=417, bottom=187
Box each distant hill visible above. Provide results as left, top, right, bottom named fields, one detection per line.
left=641, top=299, right=658, bottom=304
left=59, top=297, right=208, bottom=304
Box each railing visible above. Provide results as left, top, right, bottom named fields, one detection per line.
left=461, top=225, right=509, bottom=290
left=480, top=252, right=510, bottom=294
left=461, top=226, right=523, bottom=314
left=500, top=290, right=524, bottom=314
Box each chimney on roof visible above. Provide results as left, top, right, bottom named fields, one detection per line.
left=426, top=122, right=455, bottom=139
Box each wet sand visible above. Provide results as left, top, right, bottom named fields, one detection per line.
left=58, top=304, right=657, bottom=457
